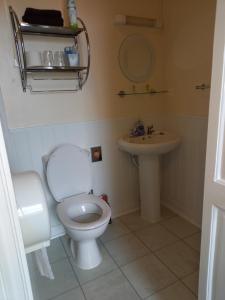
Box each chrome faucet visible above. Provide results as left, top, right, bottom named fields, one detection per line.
left=147, top=125, right=155, bottom=135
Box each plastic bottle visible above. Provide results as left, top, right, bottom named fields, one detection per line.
left=67, top=0, right=78, bottom=30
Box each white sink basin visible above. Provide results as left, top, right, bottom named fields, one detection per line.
left=118, top=130, right=180, bottom=223
left=118, top=131, right=180, bottom=156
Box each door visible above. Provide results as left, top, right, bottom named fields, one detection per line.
left=0, top=102, right=33, bottom=298
left=199, top=0, right=225, bottom=299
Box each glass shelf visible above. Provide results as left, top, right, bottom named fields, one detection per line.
left=118, top=90, right=168, bottom=97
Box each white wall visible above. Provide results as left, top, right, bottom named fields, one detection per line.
left=161, top=115, right=208, bottom=226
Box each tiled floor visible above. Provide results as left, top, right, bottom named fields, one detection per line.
left=27, top=208, right=200, bottom=300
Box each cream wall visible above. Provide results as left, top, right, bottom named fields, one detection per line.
left=0, top=0, right=164, bottom=129
left=160, top=0, right=216, bottom=226
left=163, top=0, right=216, bottom=116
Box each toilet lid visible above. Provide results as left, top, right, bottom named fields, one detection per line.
left=46, top=144, right=92, bottom=202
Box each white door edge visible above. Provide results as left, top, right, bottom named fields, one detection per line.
left=199, top=0, right=225, bottom=299
left=0, top=116, right=33, bottom=299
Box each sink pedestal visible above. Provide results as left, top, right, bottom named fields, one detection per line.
left=118, top=131, right=180, bottom=223
left=138, top=155, right=161, bottom=222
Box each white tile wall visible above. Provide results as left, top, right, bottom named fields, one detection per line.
left=5, top=117, right=143, bottom=238
left=161, top=115, right=208, bottom=227
left=2, top=113, right=207, bottom=235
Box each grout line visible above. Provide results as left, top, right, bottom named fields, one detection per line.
left=118, top=218, right=150, bottom=232
left=104, top=214, right=200, bottom=260
left=108, top=212, right=200, bottom=293
left=135, top=237, right=180, bottom=254
left=100, top=230, right=131, bottom=244
left=129, top=229, right=183, bottom=281
left=79, top=268, right=118, bottom=287
left=182, top=240, right=200, bottom=254
left=103, top=214, right=199, bottom=299
left=181, top=230, right=201, bottom=239
left=47, top=287, right=81, bottom=300
left=179, top=277, right=198, bottom=298
left=158, top=224, right=201, bottom=254
left=100, top=211, right=200, bottom=293
left=59, top=238, right=88, bottom=300
left=142, top=280, right=180, bottom=299
left=154, top=248, right=199, bottom=283
left=42, top=211, right=200, bottom=300
left=62, top=238, right=120, bottom=286
left=159, top=218, right=200, bottom=238
left=100, top=241, right=143, bottom=300
left=123, top=218, right=200, bottom=285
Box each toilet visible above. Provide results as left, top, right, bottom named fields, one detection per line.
left=45, top=144, right=111, bottom=270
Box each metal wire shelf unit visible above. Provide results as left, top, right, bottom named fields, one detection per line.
left=9, top=6, right=90, bottom=93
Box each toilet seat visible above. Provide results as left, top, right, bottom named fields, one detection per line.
left=57, top=193, right=111, bottom=231
left=46, top=144, right=92, bottom=202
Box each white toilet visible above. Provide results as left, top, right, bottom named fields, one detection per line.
left=45, top=144, right=111, bottom=270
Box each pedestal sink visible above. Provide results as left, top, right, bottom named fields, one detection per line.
left=118, top=131, right=180, bottom=222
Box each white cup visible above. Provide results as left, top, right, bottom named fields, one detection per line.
left=42, top=51, right=54, bottom=67
left=53, top=51, right=65, bottom=67
left=25, top=51, right=42, bottom=67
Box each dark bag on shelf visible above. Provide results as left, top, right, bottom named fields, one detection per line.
left=22, top=8, right=64, bottom=27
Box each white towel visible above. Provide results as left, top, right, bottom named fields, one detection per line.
left=34, top=248, right=54, bottom=280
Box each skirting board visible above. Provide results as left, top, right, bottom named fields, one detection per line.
left=111, top=207, right=139, bottom=219
left=161, top=202, right=202, bottom=229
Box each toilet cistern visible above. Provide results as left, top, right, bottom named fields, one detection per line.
left=118, top=129, right=180, bottom=222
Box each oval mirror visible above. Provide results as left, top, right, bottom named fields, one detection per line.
left=119, top=34, right=154, bottom=83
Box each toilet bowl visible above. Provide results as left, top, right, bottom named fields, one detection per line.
left=45, top=144, right=111, bottom=270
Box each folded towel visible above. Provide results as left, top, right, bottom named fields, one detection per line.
left=22, top=8, right=64, bottom=27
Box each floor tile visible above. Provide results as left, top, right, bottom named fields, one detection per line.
left=100, top=219, right=130, bottom=243
left=147, top=282, right=196, bottom=300
left=69, top=244, right=117, bottom=284
left=26, top=252, right=38, bottom=274
left=161, top=217, right=199, bottom=238
left=184, top=233, right=201, bottom=252
left=27, top=238, right=67, bottom=274
left=122, top=254, right=177, bottom=298
left=182, top=271, right=199, bottom=296
left=105, top=233, right=149, bottom=266
left=161, top=206, right=177, bottom=220
left=82, top=269, right=140, bottom=300
left=30, top=258, right=78, bottom=300
left=135, top=224, right=178, bottom=251
left=119, top=211, right=150, bottom=231
left=53, top=287, right=85, bottom=300
left=156, top=241, right=199, bottom=278
left=60, top=235, right=73, bottom=257
left=47, top=238, right=67, bottom=263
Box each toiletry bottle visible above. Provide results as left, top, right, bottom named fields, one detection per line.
left=135, top=120, right=145, bottom=136
left=67, top=0, right=78, bottom=30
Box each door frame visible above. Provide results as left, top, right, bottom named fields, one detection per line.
left=0, top=115, right=33, bottom=299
